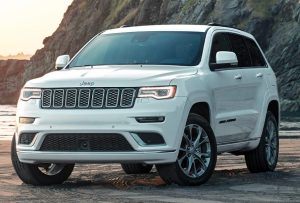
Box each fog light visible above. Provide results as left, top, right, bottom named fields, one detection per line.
left=135, top=116, right=165, bottom=123
left=131, top=132, right=166, bottom=146
left=19, top=133, right=37, bottom=145
left=19, top=117, right=35, bottom=124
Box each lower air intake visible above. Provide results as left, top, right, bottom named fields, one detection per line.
left=40, top=133, right=135, bottom=152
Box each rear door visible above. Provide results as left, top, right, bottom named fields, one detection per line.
left=240, top=36, right=269, bottom=137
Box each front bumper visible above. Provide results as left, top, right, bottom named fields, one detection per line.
left=16, top=151, right=178, bottom=164
left=16, top=97, right=189, bottom=164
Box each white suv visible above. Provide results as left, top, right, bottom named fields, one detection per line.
left=11, top=24, right=280, bottom=186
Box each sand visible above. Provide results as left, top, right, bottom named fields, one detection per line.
left=0, top=105, right=299, bottom=202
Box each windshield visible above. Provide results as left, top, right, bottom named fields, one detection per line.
left=69, top=31, right=205, bottom=68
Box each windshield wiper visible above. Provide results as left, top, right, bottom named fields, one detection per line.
left=70, top=64, right=94, bottom=68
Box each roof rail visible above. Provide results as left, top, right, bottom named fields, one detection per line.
left=120, top=25, right=130, bottom=28
left=207, top=22, right=227, bottom=27
left=207, top=22, right=242, bottom=31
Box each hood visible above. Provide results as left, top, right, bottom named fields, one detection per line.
left=25, top=65, right=197, bottom=88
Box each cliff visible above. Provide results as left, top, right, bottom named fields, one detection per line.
left=4, top=0, right=300, bottom=115
left=0, top=60, right=28, bottom=104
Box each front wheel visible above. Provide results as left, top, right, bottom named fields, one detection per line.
left=156, top=113, right=217, bottom=186
left=11, top=135, right=74, bottom=186
left=245, top=111, right=279, bottom=172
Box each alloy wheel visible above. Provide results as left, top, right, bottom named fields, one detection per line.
left=265, top=120, right=278, bottom=166
left=38, top=164, right=65, bottom=176
left=178, top=124, right=211, bottom=178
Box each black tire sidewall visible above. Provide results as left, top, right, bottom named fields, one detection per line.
left=11, top=134, right=74, bottom=185
left=28, top=163, right=75, bottom=186
left=121, top=163, right=153, bottom=174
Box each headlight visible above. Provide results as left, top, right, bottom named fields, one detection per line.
left=138, top=86, right=176, bottom=99
left=21, top=88, right=41, bottom=101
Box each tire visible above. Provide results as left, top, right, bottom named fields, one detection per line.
left=11, top=135, right=74, bottom=186
left=121, top=163, right=153, bottom=174
left=245, top=111, right=279, bottom=173
left=156, top=113, right=217, bottom=186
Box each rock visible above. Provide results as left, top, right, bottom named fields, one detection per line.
left=0, top=60, right=28, bottom=104
left=0, top=0, right=299, bottom=116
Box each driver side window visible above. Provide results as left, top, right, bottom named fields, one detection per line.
left=209, top=33, right=232, bottom=64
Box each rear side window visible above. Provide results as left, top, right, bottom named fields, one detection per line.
left=209, top=33, right=232, bottom=63
left=244, top=38, right=267, bottom=67
left=228, top=34, right=252, bottom=67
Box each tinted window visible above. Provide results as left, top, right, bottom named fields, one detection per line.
left=228, top=34, right=252, bottom=67
left=209, top=33, right=232, bottom=63
left=244, top=38, right=266, bottom=67
left=69, top=32, right=205, bottom=67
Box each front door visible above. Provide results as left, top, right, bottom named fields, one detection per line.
left=207, top=32, right=262, bottom=145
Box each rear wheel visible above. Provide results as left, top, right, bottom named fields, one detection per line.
left=156, top=113, right=217, bottom=186
left=245, top=111, right=279, bottom=172
left=11, top=135, right=74, bottom=186
left=121, top=163, right=153, bottom=174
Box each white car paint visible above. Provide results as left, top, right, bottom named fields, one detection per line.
left=15, top=25, right=279, bottom=164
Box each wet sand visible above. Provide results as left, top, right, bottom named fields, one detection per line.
left=0, top=137, right=300, bottom=202
left=0, top=105, right=300, bottom=202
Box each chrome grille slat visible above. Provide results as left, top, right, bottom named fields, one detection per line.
left=65, top=89, right=77, bottom=108
left=120, top=88, right=136, bottom=107
left=41, top=88, right=137, bottom=109
left=91, top=88, right=105, bottom=108
left=53, top=89, right=64, bottom=108
left=78, top=89, right=91, bottom=108
left=41, top=89, right=52, bottom=108
left=106, top=88, right=119, bottom=108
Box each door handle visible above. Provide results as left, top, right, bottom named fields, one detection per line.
left=256, top=73, right=263, bottom=78
left=234, top=74, right=242, bottom=80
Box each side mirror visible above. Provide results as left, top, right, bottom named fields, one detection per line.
left=55, top=55, right=70, bottom=70
left=210, top=51, right=238, bottom=70
left=216, top=51, right=238, bottom=65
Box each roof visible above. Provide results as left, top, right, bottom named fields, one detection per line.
left=102, top=24, right=254, bottom=39
left=103, top=24, right=211, bottom=34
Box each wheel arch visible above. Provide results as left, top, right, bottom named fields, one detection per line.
left=189, top=102, right=211, bottom=124
left=173, top=99, right=213, bottom=155
left=267, top=100, right=280, bottom=126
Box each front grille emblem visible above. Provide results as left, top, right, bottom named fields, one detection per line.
left=80, top=81, right=95, bottom=87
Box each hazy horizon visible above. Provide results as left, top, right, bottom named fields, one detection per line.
left=0, top=0, right=73, bottom=56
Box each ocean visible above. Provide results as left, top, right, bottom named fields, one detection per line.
left=0, top=105, right=16, bottom=140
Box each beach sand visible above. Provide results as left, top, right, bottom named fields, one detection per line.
left=0, top=105, right=299, bottom=202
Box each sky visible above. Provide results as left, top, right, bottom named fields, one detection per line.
left=0, top=0, right=73, bottom=56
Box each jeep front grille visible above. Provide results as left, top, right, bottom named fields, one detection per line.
left=41, top=88, right=137, bottom=109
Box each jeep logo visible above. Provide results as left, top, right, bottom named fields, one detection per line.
left=80, top=81, right=95, bottom=87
